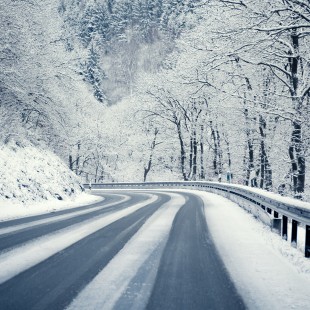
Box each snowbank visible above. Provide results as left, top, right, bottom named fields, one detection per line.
left=0, top=141, right=94, bottom=219
left=0, top=192, right=103, bottom=221
left=196, top=190, right=310, bottom=310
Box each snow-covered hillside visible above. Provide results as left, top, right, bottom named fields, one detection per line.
left=0, top=141, right=84, bottom=209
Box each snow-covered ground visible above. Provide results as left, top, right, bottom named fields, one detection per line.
left=0, top=192, right=102, bottom=221
left=0, top=141, right=100, bottom=221
left=197, top=190, right=310, bottom=310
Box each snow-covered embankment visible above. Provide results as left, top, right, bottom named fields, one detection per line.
left=0, top=141, right=99, bottom=220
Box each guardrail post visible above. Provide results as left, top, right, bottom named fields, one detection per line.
left=282, top=215, right=288, bottom=240
left=291, top=220, right=298, bottom=247
left=272, top=219, right=281, bottom=234
left=306, top=225, right=310, bottom=258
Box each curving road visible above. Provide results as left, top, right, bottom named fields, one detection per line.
left=0, top=190, right=245, bottom=309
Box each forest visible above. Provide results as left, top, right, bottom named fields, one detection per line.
left=1, top=0, right=310, bottom=200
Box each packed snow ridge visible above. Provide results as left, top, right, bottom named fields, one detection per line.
left=0, top=141, right=85, bottom=210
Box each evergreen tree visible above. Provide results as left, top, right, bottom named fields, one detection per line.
left=79, top=6, right=97, bottom=47
left=110, top=0, right=135, bottom=42
left=83, top=46, right=107, bottom=103
left=92, top=4, right=111, bottom=43
left=135, top=0, right=163, bottom=43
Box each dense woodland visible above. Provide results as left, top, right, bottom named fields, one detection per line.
left=1, top=0, right=310, bottom=199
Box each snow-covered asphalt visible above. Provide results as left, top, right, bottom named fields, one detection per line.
left=0, top=190, right=309, bottom=310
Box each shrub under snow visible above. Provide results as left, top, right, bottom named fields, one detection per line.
left=0, top=141, right=83, bottom=205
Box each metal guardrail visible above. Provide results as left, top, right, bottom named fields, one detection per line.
left=85, top=181, right=310, bottom=257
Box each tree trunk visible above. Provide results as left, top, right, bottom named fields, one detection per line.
left=200, top=125, right=205, bottom=179
left=216, top=129, right=222, bottom=175
left=258, top=115, right=272, bottom=190
left=290, top=121, right=305, bottom=197
left=243, top=108, right=254, bottom=185
left=75, top=141, right=81, bottom=175
left=222, top=132, right=232, bottom=171
left=176, top=120, right=188, bottom=181
left=143, top=129, right=159, bottom=182
left=210, top=125, right=218, bottom=175
left=193, top=130, right=197, bottom=180
left=189, top=136, right=193, bottom=179
left=144, top=158, right=152, bottom=182
left=69, top=155, right=73, bottom=171
left=288, top=28, right=305, bottom=197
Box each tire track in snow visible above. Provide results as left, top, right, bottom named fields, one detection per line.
left=0, top=195, right=104, bottom=227
left=0, top=193, right=144, bottom=253
left=0, top=194, right=158, bottom=285
left=147, top=191, right=245, bottom=310
left=67, top=192, right=186, bottom=310
left=0, top=192, right=171, bottom=310
left=0, top=194, right=129, bottom=236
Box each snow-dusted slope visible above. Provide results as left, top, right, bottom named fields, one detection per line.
left=0, top=141, right=83, bottom=207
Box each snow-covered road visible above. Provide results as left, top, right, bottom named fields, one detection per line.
left=0, top=190, right=309, bottom=309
